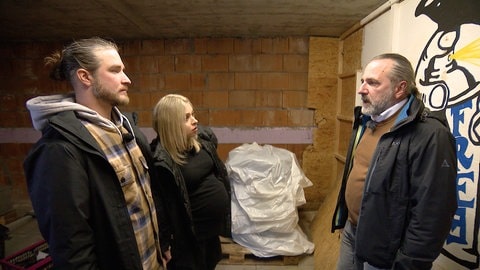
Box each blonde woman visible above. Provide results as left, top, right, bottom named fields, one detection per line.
left=150, top=94, right=231, bottom=270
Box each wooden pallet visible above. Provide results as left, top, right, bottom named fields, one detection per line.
left=219, top=237, right=301, bottom=265
left=0, top=209, right=17, bottom=225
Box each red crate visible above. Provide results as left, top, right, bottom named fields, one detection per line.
left=0, top=240, right=52, bottom=270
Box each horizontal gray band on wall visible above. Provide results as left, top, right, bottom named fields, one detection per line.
left=0, top=127, right=314, bottom=144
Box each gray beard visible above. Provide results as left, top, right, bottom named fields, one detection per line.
left=361, top=93, right=394, bottom=117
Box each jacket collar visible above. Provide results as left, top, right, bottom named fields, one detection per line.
left=47, top=111, right=104, bottom=154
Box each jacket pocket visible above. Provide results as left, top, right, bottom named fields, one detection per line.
left=116, top=164, right=135, bottom=187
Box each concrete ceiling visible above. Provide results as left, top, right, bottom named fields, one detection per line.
left=0, top=0, right=388, bottom=42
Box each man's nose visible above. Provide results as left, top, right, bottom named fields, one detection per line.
left=123, top=72, right=132, bottom=84
left=357, top=83, right=367, bottom=94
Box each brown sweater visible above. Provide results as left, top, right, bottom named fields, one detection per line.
left=345, top=112, right=398, bottom=225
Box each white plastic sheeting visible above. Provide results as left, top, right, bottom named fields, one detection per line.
left=226, top=142, right=315, bottom=257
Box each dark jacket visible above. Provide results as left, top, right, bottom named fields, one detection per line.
left=150, top=125, right=232, bottom=269
left=332, top=96, right=457, bottom=269
left=23, top=111, right=168, bottom=270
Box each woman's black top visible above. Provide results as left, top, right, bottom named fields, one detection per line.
left=180, top=147, right=229, bottom=240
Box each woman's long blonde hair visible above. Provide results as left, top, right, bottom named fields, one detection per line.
left=153, top=94, right=201, bottom=165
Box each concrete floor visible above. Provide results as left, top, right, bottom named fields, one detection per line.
left=2, top=207, right=315, bottom=269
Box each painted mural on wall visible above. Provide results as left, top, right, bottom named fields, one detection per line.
left=413, top=0, right=480, bottom=268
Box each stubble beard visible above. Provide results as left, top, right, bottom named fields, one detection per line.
left=92, top=81, right=129, bottom=107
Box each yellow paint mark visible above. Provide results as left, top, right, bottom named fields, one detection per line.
left=450, top=37, right=480, bottom=66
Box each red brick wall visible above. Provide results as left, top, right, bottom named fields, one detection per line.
left=119, top=38, right=311, bottom=128
left=0, top=37, right=314, bottom=204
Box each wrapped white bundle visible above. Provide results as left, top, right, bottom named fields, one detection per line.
left=226, top=142, right=315, bottom=257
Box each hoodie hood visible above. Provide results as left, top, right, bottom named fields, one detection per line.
left=26, top=93, right=123, bottom=132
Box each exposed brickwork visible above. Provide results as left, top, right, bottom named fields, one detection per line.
left=0, top=144, right=31, bottom=199
left=0, top=36, right=324, bottom=205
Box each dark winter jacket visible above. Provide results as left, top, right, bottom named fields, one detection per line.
left=150, top=125, right=232, bottom=269
left=332, top=95, right=457, bottom=269
left=23, top=110, right=169, bottom=270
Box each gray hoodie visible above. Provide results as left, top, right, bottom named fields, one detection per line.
left=26, top=93, right=130, bottom=135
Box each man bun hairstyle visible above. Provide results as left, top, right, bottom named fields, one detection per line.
left=44, top=37, right=118, bottom=82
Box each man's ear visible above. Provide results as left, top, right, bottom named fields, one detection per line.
left=395, top=81, right=408, bottom=99
left=76, top=68, right=93, bottom=86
